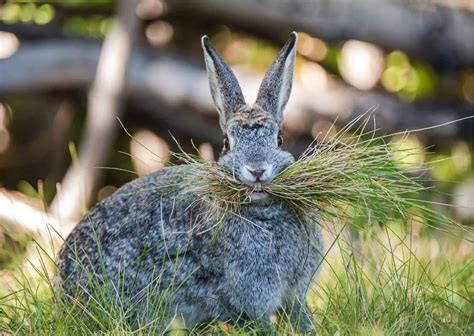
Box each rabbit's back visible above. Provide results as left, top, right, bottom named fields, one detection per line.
left=57, top=165, right=198, bottom=292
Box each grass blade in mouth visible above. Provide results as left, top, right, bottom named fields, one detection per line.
left=172, top=117, right=469, bottom=238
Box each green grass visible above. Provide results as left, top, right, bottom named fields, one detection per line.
left=0, top=222, right=472, bottom=335
left=312, top=225, right=473, bottom=335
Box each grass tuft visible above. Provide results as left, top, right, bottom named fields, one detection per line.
left=173, top=114, right=466, bottom=238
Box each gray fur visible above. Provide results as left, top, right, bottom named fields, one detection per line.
left=57, top=33, right=322, bottom=333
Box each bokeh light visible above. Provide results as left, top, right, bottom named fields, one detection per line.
left=136, top=0, right=166, bottom=19
left=1, top=3, right=55, bottom=25
left=34, top=4, right=55, bottom=25
left=19, top=3, right=36, bottom=23
left=1, top=3, right=21, bottom=24
left=145, top=20, right=174, bottom=47
left=453, top=177, right=474, bottom=221
left=130, top=129, right=170, bottom=176
left=390, top=135, right=425, bottom=170
left=451, top=142, right=472, bottom=174
left=339, top=40, right=385, bottom=91
left=381, top=50, right=438, bottom=101
left=97, top=185, right=118, bottom=202
left=297, top=32, right=327, bottom=62
left=198, top=143, right=215, bottom=162
left=382, top=51, right=413, bottom=92
left=0, top=31, right=19, bottom=60
left=431, top=142, right=472, bottom=181
left=299, top=61, right=328, bottom=93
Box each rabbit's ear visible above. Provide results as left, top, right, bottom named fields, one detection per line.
left=255, top=32, right=298, bottom=124
left=202, top=36, right=246, bottom=132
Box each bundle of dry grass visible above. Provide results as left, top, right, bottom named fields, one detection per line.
left=172, top=115, right=463, bottom=234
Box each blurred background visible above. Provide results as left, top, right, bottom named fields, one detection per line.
left=0, top=0, right=473, bottom=285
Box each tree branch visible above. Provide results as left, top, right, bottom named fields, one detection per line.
left=0, top=189, right=74, bottom=240
left=49, top=0, right=140, bottom=221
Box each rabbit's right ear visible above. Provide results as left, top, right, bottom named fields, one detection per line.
left=255, top=32, right=297, bottom=124
left=202, top=36, right=246, bottom=132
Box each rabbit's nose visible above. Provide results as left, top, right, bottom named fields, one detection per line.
left=241, top=164, right=273, bottom=185
left=248, top=168, right=265, bottom=181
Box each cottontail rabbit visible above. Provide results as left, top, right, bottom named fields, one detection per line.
left=57, top=32, right=323, bottom=333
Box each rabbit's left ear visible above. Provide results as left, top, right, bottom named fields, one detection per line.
left=255, top=32, right=298, bottom=124
left=202, top=35, right=246, bottom=133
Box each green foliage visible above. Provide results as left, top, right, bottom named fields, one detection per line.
left=430, top=142, right=472, bottom=183
left=0, top=224, right=471, bottom=335
left=0, top=1, right=114, bottom=38
left=63, top=15, right=114, bottom=38
left=381, top=51, right=439, bottom=101
left=1, top=2, right=55, bottom=25
left=0, top=226, right=29, bottom=270
left=320, top=43, right=340, bottom=73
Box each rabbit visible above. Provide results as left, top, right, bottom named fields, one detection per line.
left=57, top=32, right=323, bottom=334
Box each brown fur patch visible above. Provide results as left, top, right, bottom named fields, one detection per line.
left=228, top=105, right=276, bottom=128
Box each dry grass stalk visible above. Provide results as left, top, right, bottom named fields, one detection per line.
left=170, top=115, right=465, bottom=236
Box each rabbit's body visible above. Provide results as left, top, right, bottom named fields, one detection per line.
left=58, top=32, right=323, bottom=332
left=58, top=165, right=322, bottom=329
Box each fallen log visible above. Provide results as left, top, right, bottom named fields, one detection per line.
left=167, top=0, right=474, bottom=71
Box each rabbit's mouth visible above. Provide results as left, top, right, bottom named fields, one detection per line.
left=248, top=182, right=270, bottom=202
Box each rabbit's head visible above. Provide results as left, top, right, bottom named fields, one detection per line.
left=202, top=33, right=298, bottom=202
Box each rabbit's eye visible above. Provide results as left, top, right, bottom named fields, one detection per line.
left=223, top=136, right=230, bottom=151
left=278, top=134, right=283, bottom=147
